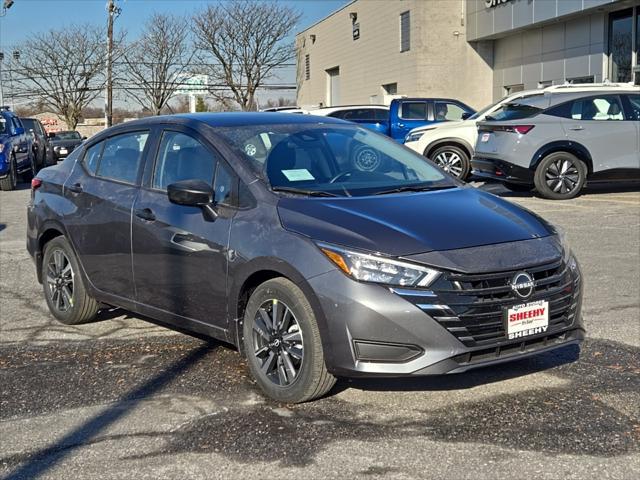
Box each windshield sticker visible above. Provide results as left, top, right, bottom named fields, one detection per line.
left=282, top=169, right=315, bottom=181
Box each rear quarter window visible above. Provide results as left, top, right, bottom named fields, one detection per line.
left=488, top=103, right=542, bottom=121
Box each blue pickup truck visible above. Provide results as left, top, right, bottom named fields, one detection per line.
left=310, top=98, right=475, bottom=142
left=0, top=107, right=35, bottom=191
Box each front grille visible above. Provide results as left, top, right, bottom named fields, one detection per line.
left=398, top=259, right=581, bottom=348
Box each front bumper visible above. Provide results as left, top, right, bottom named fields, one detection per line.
left=309, top=256, right=584, bottom=377
left=472, top=157, right=534, bottom=185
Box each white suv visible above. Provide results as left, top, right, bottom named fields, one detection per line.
left=404, top=83, right=639, bottom=180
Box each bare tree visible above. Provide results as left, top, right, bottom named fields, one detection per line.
left=123, top=14, right=195, bottom=115
left=192, top=1, right=301, bottom=111
left=10, top=25, right=105, bottom=129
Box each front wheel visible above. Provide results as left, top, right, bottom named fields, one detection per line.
left=429, top=145, right=470, bottom=180
left=534, top=152, right=586, bottom=200
left=42, top=236, right=99, bottom=325
left=242, top=278, right=336, bottom=403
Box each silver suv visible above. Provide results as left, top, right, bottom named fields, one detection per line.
left=473, top=89, right=640, bottom=199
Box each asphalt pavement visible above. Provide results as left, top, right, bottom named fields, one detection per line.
left=1, top=180, right=639, bottom=479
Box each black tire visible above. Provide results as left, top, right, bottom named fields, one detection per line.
left=0, top=155, right=18, bottom=191
left=23, top=152, right=37, bottom=181
left=534, top=151, right=587, bottom=200
left=242, top=277, right=336, bottom=403
left=428, top=145, right=471, bottom=180
left=503, top=182, right=532, bottom=193
left=42, top=236, right=99, bottom=325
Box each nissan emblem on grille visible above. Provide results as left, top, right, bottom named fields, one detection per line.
left=510, top=272, right=535, bottom=299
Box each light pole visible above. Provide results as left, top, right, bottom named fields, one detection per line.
left=0, top=1, right=16, bottom=107
left=105, top=0, right=121, bottom=128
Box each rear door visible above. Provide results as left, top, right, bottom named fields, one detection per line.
left=131, top=127, right=235, bottom=330
left=63, top=130, right=150, bottom=297
left=552, top=94, right=638, bottom=172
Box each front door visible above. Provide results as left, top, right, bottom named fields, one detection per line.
left=560, top=94, right=639, bottom=173
left=131, top=128, right=235, bottom=329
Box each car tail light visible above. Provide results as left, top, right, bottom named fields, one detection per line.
left=512, top=125, right=534, bottom=134
left=31, top=178, right=42, bottom=190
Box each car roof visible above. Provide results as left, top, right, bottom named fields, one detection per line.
left=123, top=112, right=347, bottom=128
left=310, top=105, right=389, bottom=114
left=506, top=89, right=637, bottom=109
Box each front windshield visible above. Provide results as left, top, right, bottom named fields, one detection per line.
left=216, top=124, right=456, bottom=197
left=56, top=131, right=81, bottom=140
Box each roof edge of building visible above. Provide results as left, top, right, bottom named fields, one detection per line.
left=296, top=0, right=358, bottom=37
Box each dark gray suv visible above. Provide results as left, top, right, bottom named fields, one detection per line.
left=27, top=113, right=584, bottom=402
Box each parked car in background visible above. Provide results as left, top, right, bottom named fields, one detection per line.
left=311, top=98, right=475, bottom=142
left=473, top=89, right=640, bottom=199
left=404, top=83, right=638, bottom=180
left=21, top=118, right=54, bottom=172
left=0, top=107, right=35, bottom=191
left=28, top=112, right=583, bottom=403
left=50, top=130, right=84, bottom=162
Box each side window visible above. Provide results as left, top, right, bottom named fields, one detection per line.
left=327, top=110, right=346, bottom=119
left=83, top=142, right=104, bottom=175
left=374, top=109, right=389, bottom=121
left=400, top=102, right=427, bottom=120
left=569, top=96, right=625, bottom=121
left=434, top=102, right=467, bottom=121
left=546, top=101, right=574, bottom=119
left=153, top=131, right=216, bottom=190
left=96, top=131, right=149, bottom=184
left=625, top=94, right=640, bottom=120
left=214, top=162, right=234, bottom=206
left=9, top=117, right=18, bottom=135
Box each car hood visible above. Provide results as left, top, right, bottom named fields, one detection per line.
left=277, top=187, right=554, bottom=256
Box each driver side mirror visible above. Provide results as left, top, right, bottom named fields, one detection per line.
left=461, top=112, right=472, bottom=120
left=47, top=132, right=56, bottom=139
left=167, top=179, right=218, bottom=221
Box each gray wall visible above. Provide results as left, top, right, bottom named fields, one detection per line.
left=467, top=0, right=620, bottom=41
left=492, top=12, right=608, bottom=98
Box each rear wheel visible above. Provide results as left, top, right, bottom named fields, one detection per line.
left=429, top=145, right=470, bottom=180
left=0, top=155, right=18, bottom=191
left=534, top=152, right=586, bottom=200
left=242, top=277, right=336, bottom=403
left=42, top=236, right=99, bottom=325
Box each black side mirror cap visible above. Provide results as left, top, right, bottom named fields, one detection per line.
left=461, top=112, right=473, bottom=120
left=167, top=179, right=218, bottom=220
left=47, top=132, right=56, bottom=138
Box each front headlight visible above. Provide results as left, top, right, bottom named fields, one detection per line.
left=317, top=243, right=441, bottom=287
left=404, top=131, right=425, bottom=143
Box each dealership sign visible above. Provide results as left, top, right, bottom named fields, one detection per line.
left=485, top=0, right=512, bottom=7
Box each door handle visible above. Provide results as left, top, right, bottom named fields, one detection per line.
left=397, top=123, right=405, bottom=128
left=569, top=125, right=584, bottom=131
left=135, top=208, right=156, bottom=222
left=67, top=183, right=83, bottom=194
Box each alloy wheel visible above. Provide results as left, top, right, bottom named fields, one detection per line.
left=545, top=158, right=580, bottom=195
left=46, top=249, right=74, bottom=312
left=434, top=150, right=463, bottom=177
left=252, top=299, right=304, bottom=387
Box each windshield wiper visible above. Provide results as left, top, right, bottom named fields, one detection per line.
left=271, top=186, right=339, bottom=197
left=373, top=184, right=455, bottom=196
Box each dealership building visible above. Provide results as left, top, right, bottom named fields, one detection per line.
left=296, top=0, right=640, bottom=110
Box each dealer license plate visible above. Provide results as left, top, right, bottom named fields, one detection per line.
left=504, top=300, right=549, bottom=340
left=59, top=148, right=68, bottom=155
left=480, top=133, right=490, bottom=142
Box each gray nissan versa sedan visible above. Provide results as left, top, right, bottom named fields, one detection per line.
left=27, top=113, right=584, bottom=402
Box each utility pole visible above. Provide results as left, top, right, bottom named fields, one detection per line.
left=105, top=0, right=121, bottom=128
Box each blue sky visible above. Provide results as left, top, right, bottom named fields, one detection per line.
left=1, top=0, right=348, bottom=48
left=0, top=0, right=349, bottom=107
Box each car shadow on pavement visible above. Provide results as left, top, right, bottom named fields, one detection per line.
left=476, top=179, right=640, bottom=199
left=2, top=341, right=218, bottom=480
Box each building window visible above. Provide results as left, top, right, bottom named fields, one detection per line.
left=609, top=9, right=633, bottom=82
left=400, top=11, right=410, bottom=52
left=305, top=54, right=310, bottom=81
left=567, top=76, right=594, bottom=84
left=382, top=83, right=398, bottom=95
left=504, top=84, right=524, bottom=95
